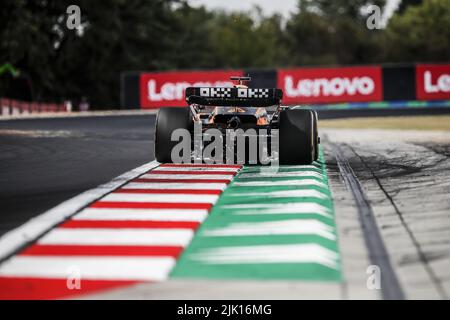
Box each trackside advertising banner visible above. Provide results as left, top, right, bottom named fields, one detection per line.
left=140, top=70, right=242, bottom=108
left=278, top=66, right=383, bottom=104
left=416, top=64, right=450, bottom=100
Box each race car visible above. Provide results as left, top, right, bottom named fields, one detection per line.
left=154, top=76, right=319, bottom=165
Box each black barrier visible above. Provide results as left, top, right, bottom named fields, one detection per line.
left=382, top=64, right=416, bottom=101
left=120, top=72, right=140, bottom=109
left=0, top=300, right=440, bottom=318
left=244, top=69, right=278, bottom=89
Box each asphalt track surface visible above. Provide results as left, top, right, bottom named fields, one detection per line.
left=0, top=115, right=155, bottom=237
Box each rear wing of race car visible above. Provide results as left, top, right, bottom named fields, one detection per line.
left=185, top=87, right=283, bottom=107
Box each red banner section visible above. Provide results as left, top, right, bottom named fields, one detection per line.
left=416, top=64, right=450, bottom=100
left=277, top=66, right=383, bottom=104
left=140, top=70, right=243, bottom=108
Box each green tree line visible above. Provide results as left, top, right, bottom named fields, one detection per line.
left=0, top=0, right=449, bottom=108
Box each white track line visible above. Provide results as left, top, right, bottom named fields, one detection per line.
left=0, top=160, right=160, bottom=260
left=122, top=182, right=227, bottom=190
left=232, top=179, right=327, bottom=188
left=218, top=203, right=331, bottom=217
left=101, top=193, right=219, bottom=204
left=139, top=173, right=234, bottom=180
left=192, top=244, right=339, bottom=269
left=202, top=220, right=335, bottom=240
left=219, top=205, right=332, bottom=218
left=38, top=228, right=194, bottom=246
left=74, top=208, right=208, bottom=222
left=153, top=167, right=239, bottom=172
left=277, top=165, right=322, bottom=170
left=229, top=189, right=329, bottom=200
left=239, top=171, right=324, bottom=179
left=0, top=256, right=175, bottom=281
left=0, top=109, right=158, bottom=121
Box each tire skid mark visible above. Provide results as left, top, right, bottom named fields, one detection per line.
left=347, top=143, right=448, bottom=300
left=331, top=141, right=405, bottom=300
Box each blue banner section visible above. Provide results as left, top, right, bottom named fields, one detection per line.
left=310, top=100, right=450, bottom=110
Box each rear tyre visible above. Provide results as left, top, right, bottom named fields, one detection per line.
left=311, top=110, right=319, bottom=162
left=154, top=107, right=192, bottom=163
left=279, top=109, right=315, bottom=165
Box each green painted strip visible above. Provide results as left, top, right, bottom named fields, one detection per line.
left=368, top=102, right=389, bottom=109
left=407, top=101, right=427, bottom=108
left=321, top=103, right=355, bottom=110
left=171, top=148, right=342, bottom=281
left=311, top=100, right=450, bottom=110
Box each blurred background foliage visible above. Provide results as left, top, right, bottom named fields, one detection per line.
left=0, top=0, right=449, bottom=107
